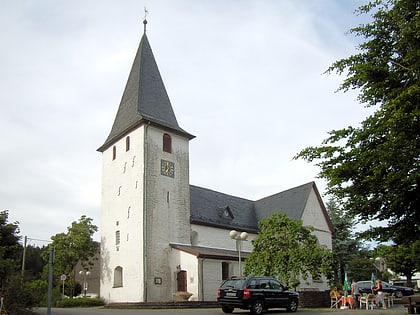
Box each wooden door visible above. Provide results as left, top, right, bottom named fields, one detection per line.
left=177, top=270, right=187, bottom=292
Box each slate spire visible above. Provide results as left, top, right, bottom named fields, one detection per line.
left=98, top=21, right=194, bottom=152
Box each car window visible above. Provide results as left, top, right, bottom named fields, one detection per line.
left=221, top=279, right=245, bottom=289
left=270, top=280, right=283, bottom=290
left=248, top=279, right=258, bottom=289
left=259, top=279, right=270, bottom=289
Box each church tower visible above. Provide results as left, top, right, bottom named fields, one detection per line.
left=97, top=20, right=194, bottom=303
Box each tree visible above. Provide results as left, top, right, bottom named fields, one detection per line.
left=347, top=249, right=378, bottom=282
left=377, top=241, right=420, bottom=287
left=46, top=215, right=98, bottom=297
left=326, top=199, right=359, bottom=285
left=244, top=213, right=333, bottom=289
left=0, top=211, right=40, bottom=312
left=0, top=210, right=21, bottom=289
left=23, top=245, right=45, bottom=280
left=295, top=0, right=419, bottom=243
left=325, top=200, right=377, bottom=283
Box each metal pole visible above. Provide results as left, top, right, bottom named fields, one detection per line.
left=238, top=239, right=242, bottom=277
left=47, top=247, right=54, bottom=315
left=21, top=235, right=27, bottom=279
left=84, top=273, right=87, bottom=297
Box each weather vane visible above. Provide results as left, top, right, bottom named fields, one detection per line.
left=143, top=7, right=148, bottom=33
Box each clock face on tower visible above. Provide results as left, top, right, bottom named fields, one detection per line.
left=160, top=159, right=175, bottom=178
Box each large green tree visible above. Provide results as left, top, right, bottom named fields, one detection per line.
left=377, top=241, right=420, bottom=286
left=244, top=213, right=333, bottom=289
left=295, top=0, right=419, bottom=243
left=0, top=210, right=21, bottom=289
left=0, top=211, right=39, bottom=312
left=46, top=215, right=98, bottom=297
left=23, top=244, right=44, bottom=280
left=326, top=200, right=376, bottom=284
left=326, top=199, right=358, bottom=284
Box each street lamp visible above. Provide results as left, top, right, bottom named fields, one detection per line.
left=229, top=230, right=248, bottom=277
left=79, top=270, right=91, bottom=297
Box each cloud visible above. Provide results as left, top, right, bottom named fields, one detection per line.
left=1, top=0, right=369, bottom=243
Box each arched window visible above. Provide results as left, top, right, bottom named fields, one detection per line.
left=163, top=133, right=172, bottom=153
left=114, top=266, right=123, bottom=287
left=126, top=136, right=130, bottom=151
left=112, top=146, right=116, bottom=160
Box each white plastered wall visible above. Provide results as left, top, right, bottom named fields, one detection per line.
left=100, top=127, right=145, bottom=303
left=143, top=126, right=192, bottom=302
left=169, top=249, right=199, bottom=298
left=191, top=224, right=256, bottom=252
left=301, top=188, right=332, bottom=249
left=300, top=187, right=333, bottom=291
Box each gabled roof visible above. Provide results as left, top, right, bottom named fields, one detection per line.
left=98, top=33, right=194, bottom=152
left=254, top=182, right=314, bottom=221
left=190, top=185, right=259, bottom=233
left=190, top=181, right=333, bottom=233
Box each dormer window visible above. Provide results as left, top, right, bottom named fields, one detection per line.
left=163, top=133, right=172, bottom=153
left=223, top=206, right=234, bottom=219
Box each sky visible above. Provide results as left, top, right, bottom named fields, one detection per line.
left=1, top=0, right=373, bottom=246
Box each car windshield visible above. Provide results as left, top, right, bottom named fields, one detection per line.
left=221, top=278, right=246, bottom=289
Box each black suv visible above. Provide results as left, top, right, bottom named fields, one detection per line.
left=217, top=276, right=299, bottom=314
left=357, top=280, right=414, bottom=298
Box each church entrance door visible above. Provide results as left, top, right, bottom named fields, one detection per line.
left=177, top=270, right=187, bottom=292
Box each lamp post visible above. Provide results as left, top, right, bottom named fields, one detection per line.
left=229, top=230, right=248, bottom=277
left=79, top=270, right=91, bottom=297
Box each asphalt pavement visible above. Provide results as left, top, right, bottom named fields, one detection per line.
left=33, top=304, right=408, bottom=315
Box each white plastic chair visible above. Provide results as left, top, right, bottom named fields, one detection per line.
left=360, top=294, right=375, bottom=310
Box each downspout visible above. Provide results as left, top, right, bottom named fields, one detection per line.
left=143, top=122, right=150, bottom=302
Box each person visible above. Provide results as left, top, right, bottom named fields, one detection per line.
left=373, top=279, right=386, bottom=309
left=330, top=286, right=341, bottom=299
left=330, top=287, right=341, bottom=308
left=351, top=279, right=360, bottom=309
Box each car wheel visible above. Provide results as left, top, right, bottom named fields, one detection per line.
left=287, top=299, right=298, bottom=312
left=221, top=305, right=234, bottom=313
left=251, top=300, right=264, bottom=315
left=394, top=291, right=403, bottom=298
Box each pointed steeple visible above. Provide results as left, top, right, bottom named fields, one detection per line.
left=98, top=28, right=194, bottom=152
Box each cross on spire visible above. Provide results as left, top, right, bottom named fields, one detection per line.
left=143, top=7, right=148, bottom=33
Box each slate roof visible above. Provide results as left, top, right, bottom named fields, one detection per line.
left=190, top=185, right=259, bottom=233
left=190, top=182, right=333, bottom=233
left=98, top=33, right=194, bottom=152
left=254, top=182, right=313, bottom=222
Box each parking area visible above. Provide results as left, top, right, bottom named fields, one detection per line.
left=34, top=303, right=408, bottom=315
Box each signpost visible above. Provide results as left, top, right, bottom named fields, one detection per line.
left=61, top=274, right=66, bottom=298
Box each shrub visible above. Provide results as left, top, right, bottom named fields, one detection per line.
left=56, top=297, right=105, bottom=307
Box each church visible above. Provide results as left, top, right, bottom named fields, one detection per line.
left=97, top=21, right=333, bottom=304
